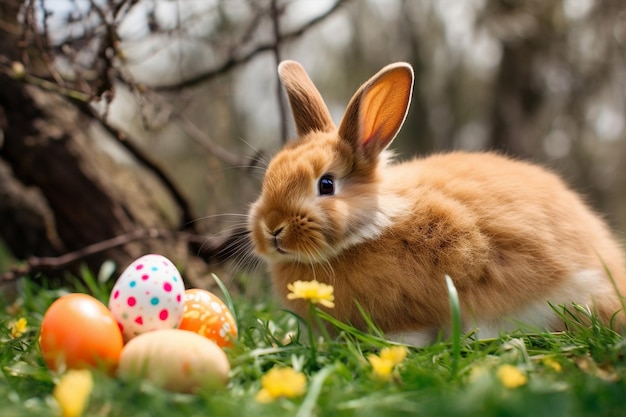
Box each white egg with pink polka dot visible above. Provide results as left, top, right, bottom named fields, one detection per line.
left=109, top=254, right=185, bottom=342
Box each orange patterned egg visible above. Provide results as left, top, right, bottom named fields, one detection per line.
left=178, top=289, right=237, bottom=347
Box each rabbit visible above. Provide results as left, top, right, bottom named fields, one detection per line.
left=247, top=60, right=626, bottom=345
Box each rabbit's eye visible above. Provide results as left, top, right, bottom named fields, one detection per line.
left=318, top=175, right=335, bottom=196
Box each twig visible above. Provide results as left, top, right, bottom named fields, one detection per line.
left=35, top=0, right=63, bottom=86
left=111, top=0, right=142, bottom=22
left=88, top=0, right=118, bottom=100
left=0, top=66, right=92, bottom=102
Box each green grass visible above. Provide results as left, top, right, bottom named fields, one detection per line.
left=1, top=271, right=626, bottom=417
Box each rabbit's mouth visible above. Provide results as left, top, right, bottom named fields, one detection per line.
left=267, top=231, right=327, bottom=264
left=273, top=240, right=288, bottom=255
left=251, top=215, right=335, bottom=264
left=269, top=226, right=289, bottom=255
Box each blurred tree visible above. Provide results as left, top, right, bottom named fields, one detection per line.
left=478, top=0, right=626, bottom=223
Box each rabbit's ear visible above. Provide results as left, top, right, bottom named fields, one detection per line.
left=278, top=61, right=335, bottom=136
left=339, top=63, right=413, bottom=162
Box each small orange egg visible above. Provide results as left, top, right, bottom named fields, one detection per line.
left=178, top=289, right=237, bottom=347
left=39, top=293, right=123, bottom=373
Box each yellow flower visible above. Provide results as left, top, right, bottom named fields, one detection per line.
left=380, top=346, right=408, bottom=365
left=542, top=357, right=562, bottom=372
left=9, top=318, right=27, bottom=338
left=368, top=346, right=408, bottom=380
left=367, top=354, right=395, bottom=380
left=53, top=369, right=93, bottom=417
left=496, top=364, right=527, bottom=389
left=287, top=280, right=335, bottom=308
left=255, top=367, right=306, bottom=403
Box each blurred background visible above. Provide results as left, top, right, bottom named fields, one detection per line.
left=1, top=0, right=625, bottom=293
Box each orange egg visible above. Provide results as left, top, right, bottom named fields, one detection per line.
left=39, top=293, right=123, bottom=373
left=178, top=289, right=237, bottom=347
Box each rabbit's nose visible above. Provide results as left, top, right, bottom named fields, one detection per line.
left=271, top=227, right=284, bottom=237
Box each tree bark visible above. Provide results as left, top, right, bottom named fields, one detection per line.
left=0, top=1, right=181, bottom=276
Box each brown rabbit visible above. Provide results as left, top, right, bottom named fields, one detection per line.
left=248, top=60, right=626, bottom=344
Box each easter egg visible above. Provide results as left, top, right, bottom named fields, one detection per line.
left=178, top=289, right=237, bottom=347
left=40, top=293, right=123, bottom=373
left=117, top=329, right=230, bottom=393
left=108, top=254, right=185, bottom=341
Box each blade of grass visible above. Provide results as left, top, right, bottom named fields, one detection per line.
left=295, top=364, right=336, bottom=417
left=445, top=275, right=461, bottom=378
left=211, top=273, right=237, bottom=323
left=97, top=260, right=116, bottom=285
left=599, top=257, right=626, bottom=330
left=78, top=264, right=109, bottom=302
left=230, top=346, right=307, bottom=366
left=315, top=309, right=389, bottom=347
left=353, top=300, right=385, bottom=339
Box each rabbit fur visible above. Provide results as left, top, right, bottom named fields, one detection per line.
left=248, top=60, right=626, bottom=344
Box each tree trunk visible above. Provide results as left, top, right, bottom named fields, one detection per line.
left=488, top=40, right=542, bottom=157
left=0, top=1, right=181, bottom=276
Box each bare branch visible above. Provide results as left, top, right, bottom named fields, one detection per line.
left=1, top=227, right=249, bottom=283
left=125, top=88, right=267, bottom=170
left=270, top=0, right=289, bottom=143
left=154, top=0, right=349, bottom=92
